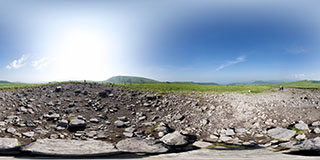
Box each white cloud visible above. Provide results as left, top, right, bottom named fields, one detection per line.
left=32, top=57, right=49, bottom=70
left=292, top=73, right=320, bottom=80
left=6, top=55, right=26, bottom=70
left=216, top=56, right=246, bottom=71
left=285, top=47, right=307, bottom=54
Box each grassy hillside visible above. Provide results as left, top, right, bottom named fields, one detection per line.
left=268, top=80, right=320, bottom=89
left=105, top=76, right=160, bottom=84
left=0, top=80, right=12, bottom=84
left=115, top=83, right=273, bottom=93
left=1, top=80, right=319, bottom=93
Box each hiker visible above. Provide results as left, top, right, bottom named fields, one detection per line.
left=84, top=80, right=87, bottom=84
left=248, top=90, right=251, bottom=94
left=279, top=86, right=284, bottom=91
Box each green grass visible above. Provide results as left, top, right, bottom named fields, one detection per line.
left=112, top=80, right=320, bottom=93
left=147, top=124, right=159, bottom=133
left=206, top=142, right=248, bottom=149
left=290, top=127, right=308, bottom=135
left=0, top=81, right=85, bottom=90
left=114, top=83, right=273, bottom=93
left=1, top=80, right=320, bottom=94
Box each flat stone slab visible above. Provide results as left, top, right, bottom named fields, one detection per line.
left=116, top=137, right=169, bottom=154
left=21, top=139, right=119, bottom=156
left=267, top=127, right=296, bottom=141
left=0, top=138, right=20, bottom=153
left=280, top=137, right=320, bottom=151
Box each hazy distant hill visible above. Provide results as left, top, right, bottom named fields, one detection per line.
left=105, top=76, right=160, bottom=84
left=0, top=80, right=11, bottom=84
left=229, top=80, right=286, bottom=85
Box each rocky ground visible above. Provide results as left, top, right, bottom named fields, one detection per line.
left=0, top=82, right=319, bottom=157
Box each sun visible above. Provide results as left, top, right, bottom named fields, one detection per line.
left=51, top=27, right=115, bottom=80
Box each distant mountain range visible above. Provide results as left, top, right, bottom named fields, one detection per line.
left=104, top=76, right=289, bottom=85
left=104, top=76, right=160, bottom=84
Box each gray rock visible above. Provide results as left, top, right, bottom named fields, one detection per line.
left=55, top=86, right=62, bottom=92
left=22, top=132, right=35, bottom=138
left=225, top=128, right=235, bottom=136
left=123, top=132, right=134, bottom=138
left=89, top=118, right=100, bottom=123
left=201, top=119, right=208, bottom=126
left=193, top=141, right=213, bottom=148
left=294, top=121, right=309, bottom=130
left=146, top=94, right=157, bottom=100
left=220, top=135, right=233, bottom=142
left=173, top=114, right=184, bottom=121
left=124, top=127, right=136, bottom=133
left=44, top=113, right=60, bottom=121
left=267, top=127, right=296, bottom=141
left=312, top=121, right=320, bottom=127
left=58, top=120, right=68, bottom=127
left=69, top=119, right=86, bottom=130
left=116, top=137, right=169, bottom=154
left=280, top=137, right=320, bottom=151
left=114, top=120, right=125, bottom=128
left=313, top=128, right=320, bottom=134
left=22, top=139, right=119, bottom=156
left=6, top=127, right=16, bottom=134
left=235, top=128, right=248, bottom=134
left=160, top=131, right=189, bottom=146
left=25, top=120, right=36, bottom=127
left=0, top=138, right=20, bottom=153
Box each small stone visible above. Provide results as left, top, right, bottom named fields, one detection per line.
left=312, top=121, right=320, bottom=127
left=114, top=120, right=125, bottom=128
left=25, top=120, right=36, bottom=127
left=22, top=132, right=35, bottom=138
left=313, top=128, right=320, bottom=134
left=158, top=132, right=165, bottom=137
left=123, top=132, right=134, bottom=138
left=6, top=127, right=16, bottom=134
left=209, top=135, right=219, bottom=141
left=294, top=121, right=309, bottom=130
left=55, top=86, right=62, bottom=92
left=225, top=128, right=235, bottom=136
left=89, top=118, right=100, bottom=123
left=219, top=135, right=233, bottom=142
left=193, top=141, right=213, bottom=148
left=58, top=120, right=68, bottom=127
left=295, top=134, right=306, bottom=141
left=160, top=131, right=189, bottom=146
left=124, top=127, right=136, bottom=133
left=201, top=119, right=208, bottom=126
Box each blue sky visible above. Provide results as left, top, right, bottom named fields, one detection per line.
left=0, top=0, right=320, bottom=83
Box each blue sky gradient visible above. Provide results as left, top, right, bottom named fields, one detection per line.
left=0, top=0, right=320, bottom=83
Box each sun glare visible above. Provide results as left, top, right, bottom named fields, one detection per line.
left=52, top=27, right=114, bottom=80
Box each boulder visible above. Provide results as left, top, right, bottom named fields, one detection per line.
left=69, top=119, right=86, bottom=131
left=0, top=138, right=20, bottom=153
left=267, top=127, right=296, bottom=141
left=22, top=139, right=119, bottom=156
left=160, top=131, right=189, bottom=146
left=116, top=137, right=169, bottom=154
left=294, top=121, right=309, bottom=130
left=280, top=137, right=320, bottom=151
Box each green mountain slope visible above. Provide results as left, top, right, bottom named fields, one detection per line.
left=105, top=76, right=160, bottom=84
left=0, top=80, right=11, bottom=84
